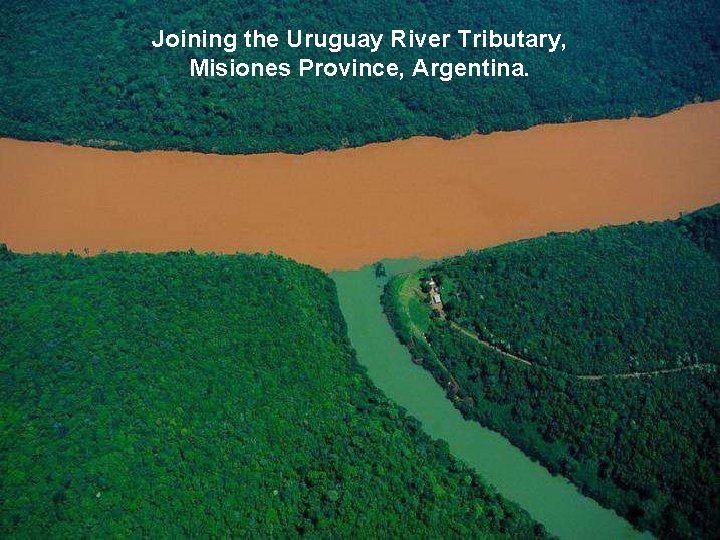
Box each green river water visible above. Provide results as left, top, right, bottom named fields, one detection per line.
left=331, top=259, right=648, bottom=540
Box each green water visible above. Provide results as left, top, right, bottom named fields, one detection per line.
left=331, top=259, right=648, bottom=540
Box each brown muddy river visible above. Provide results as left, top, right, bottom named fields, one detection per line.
left=1, top=102, right=719, bottom=270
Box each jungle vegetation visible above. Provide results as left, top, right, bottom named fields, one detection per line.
left=1, top=0, right=719, bottom=154
left=383, top=205, right=720, bottom=538
left=0, top=248, right=544, bottom=538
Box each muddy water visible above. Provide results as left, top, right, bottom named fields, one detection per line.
left=1, top=102, right=719, bottom=270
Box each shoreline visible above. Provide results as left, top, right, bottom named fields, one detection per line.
left=1, top=100, right=713, bottom=159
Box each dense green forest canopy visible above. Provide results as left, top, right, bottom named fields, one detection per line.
left=434, top=205, right=720, bottom=374
left=0, top=249, right=544, bottom=537
left=383, top=205, right=720, bottom=538
left=1, top=0, right=719, bottom=153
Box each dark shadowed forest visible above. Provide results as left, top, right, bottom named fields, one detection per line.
left=1, top=0, right=718, bottom=153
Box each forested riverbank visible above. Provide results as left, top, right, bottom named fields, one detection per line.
left=0, top=247, right=545, bottom=537
left=383, top=206, right=720, bottom=538
left=2, top=0, right=718, bottom=153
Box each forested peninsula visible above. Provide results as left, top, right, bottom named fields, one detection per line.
left=2, top=0, right=718, bottom=153
left=383, top=205, right=720, bottom=538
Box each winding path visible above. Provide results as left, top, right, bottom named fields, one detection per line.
left=448, top=321, right=716, bottom=380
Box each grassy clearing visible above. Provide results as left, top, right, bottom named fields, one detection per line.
left=396, top=272, right=433, bottom=335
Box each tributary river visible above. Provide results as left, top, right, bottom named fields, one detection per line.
left=332, top=259, right=650, bottom=539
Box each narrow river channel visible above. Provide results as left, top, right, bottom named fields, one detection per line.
left=331, top=259, right=649, bottom=539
